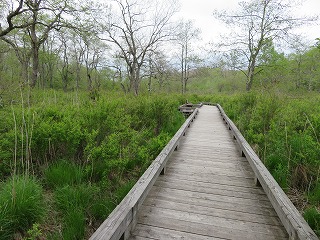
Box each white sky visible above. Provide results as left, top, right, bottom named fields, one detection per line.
left=174, top=0, right=320, bottom=47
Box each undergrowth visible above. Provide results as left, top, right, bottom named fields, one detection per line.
left=221, top=90, right=320, bottom=236
left=0, top=90, right=185, bottom=238
left=0, top=89, right=319, bottom=237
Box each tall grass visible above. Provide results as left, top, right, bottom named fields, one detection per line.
left=44, top=160, right=83, bottom=188
left=0, top=175, right=45, bottom=238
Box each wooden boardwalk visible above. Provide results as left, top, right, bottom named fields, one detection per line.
left=129, top=105, right=288, bottom=240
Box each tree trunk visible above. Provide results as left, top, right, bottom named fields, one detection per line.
left=181, top=45, right=184, bottom=94
left=246, top=73, right=254, bottom=91
left=133, top=68, right=140, bottom=96
left=246, top=53, right=257, bottom=91
left=30, top=44, right=39, bottom=88
left=21, top=60, right=30, bottom=84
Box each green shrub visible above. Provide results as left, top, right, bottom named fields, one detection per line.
left=114, top=180, right=135, bottom=204
left=25, top=223, right=43, bottom=240
left=0, top=206, right=13, bottom=240
left=309, top=183, right=320, bottom=205
left=54, top=184, right=100, bottom=239
left=44, top=160, right=83, bottom=188
left=90, top=196, right=117, bottom=221
left=54, top=184, right=98, bottom=212
left=61, top=208, right=86, bottom=240
left=304, top=207, right=320, bottom=237
left=0, top=175, right=45, bottom=237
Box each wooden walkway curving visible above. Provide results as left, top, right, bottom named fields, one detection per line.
left=128, top=105, right=288, bottom=240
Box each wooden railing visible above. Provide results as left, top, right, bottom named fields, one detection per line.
left=90, top=108, right=199, bottom=240
left=217, top=104, right=318, bottom=240
left=178, top=103, right=203, bottom=117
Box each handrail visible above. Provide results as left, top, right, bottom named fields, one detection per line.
left=90, top=108, right=199, bottom=240
left=217, top=104, right=318, bottom=240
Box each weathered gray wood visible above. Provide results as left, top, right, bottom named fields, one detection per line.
left=146, top=188, right=278, bottom=217
left=162, top=171, right=261, bottom=189
left=217, top=104, right=318, bottom=240
left=154, top=178, right=267, bottom=199
left=129, top=105, right=288, bottom=240
left=143, top=197, right=283, bottom=226
left=148, top=185, right=273, bottom=209
left=165, top=166, right=255, bottom=179
left=133, top=224, right=222, bottom=240
left=89, top=109, right=199, bottom=240
left=136, top=208, right=288, bottom=240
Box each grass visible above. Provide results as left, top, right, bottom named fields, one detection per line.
left=62, top=208, right=86, bottom=240
left=304, top=207, right=320, bottom=236
left=0, top=175, right=45, bottom=238
left=44, top=160, right=84, bottom=189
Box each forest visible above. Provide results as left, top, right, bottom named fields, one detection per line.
left=0, top=0, right=319, bottom=239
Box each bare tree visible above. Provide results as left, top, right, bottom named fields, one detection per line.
left=1, top=0, right=97, bottom=88
left=1, top=30, right=32, bottom=84
left=176, top=20, right=201, bottom=94
left=82, top=35, right=106, bottom=91
left=101, top=0, right=178, bottom=95
left=0, top=0, right=32, bottom=37
left=214, top=0, right=317, bottom=91
left=149, top=51, right=171, bottom=91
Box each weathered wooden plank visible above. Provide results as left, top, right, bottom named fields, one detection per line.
left=90, top=109, right=199, bottom=240
left=144, top=190, right=279, bottom=217
left=166, top=164, right=253, bottom=176
left=148, top=186, right=274, bottom=209
left=171, top=152, right=248, bottom=162
left=154, top=179, right=269, bottom=201
left=165, top=165, right=255, bottom=178
left=132, top=224, right=223, bottom=240
left=142, top=197, right=283, bottom=226
left=162, top=171, right=260, bottom=189
left=140, top=205, right=288, bottom=236
left=168, top=159, right=253, bottom=172
left=135, top=208, right=288, bottom=240
left=169, top=154, right=250, bottom=164
left=155, top=177, right=267, bottom=196
left=217, top=104, right=318, bottom=240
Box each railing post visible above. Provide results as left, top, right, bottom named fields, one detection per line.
left=160, top=166, right=166, bottom=175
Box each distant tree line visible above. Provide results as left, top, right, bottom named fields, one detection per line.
left=0, top=0, right=319, bottom=96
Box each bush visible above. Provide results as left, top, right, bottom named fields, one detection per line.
left=304, top=207, right=320, bottom=236
left=0, top=206, right=13, bottom=240
left=54, top=184, right=98, bottom=212
left=0, top=175, right=45, bottom=237
left=54, top=184, right=99, bottom=239
left=61, top=208, right=86, bottom=240
left=90, top=195, right=117, bottom=221
left=44, top=160, right=83, bottom=189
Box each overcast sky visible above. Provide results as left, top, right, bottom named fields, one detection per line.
left=174, top=0, right=319, bottom=47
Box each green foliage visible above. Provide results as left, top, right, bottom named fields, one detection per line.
left=24, top=223, right=42, bottom=240
left=44, top=160, right=84, bottom=189
left=222, top=91, right=320, bottom=236
left=90, top=195, right=116, bottom=221
left=0, top=175, right=45, bottom=238
left=0, top=206, right=13, bottom=240
left=54, top=184, right=99, bottom=239
left=114, top=180, right=135, bottom=203
left=309, top=183, right=320, bottom=205
left=304, top=207, right=320, bottom=236
left=61, top=208, right=86, bottom=240
left=54, top=184, right=98, bottom=212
